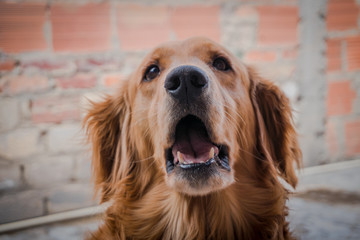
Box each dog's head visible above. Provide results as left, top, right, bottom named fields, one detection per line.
left=85, top=37, right=301, bottom=199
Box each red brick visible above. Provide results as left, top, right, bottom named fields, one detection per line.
left=345, top=119, right=360, bottom=156
left=51, top=3, right=111, bottom=52
left=117, top=5, right=171, bottom=51
left=282, top=48, right=298, bottom=60
left=56, top=73, right=97, bottom=89
left=327, top=80, right=357, bottom=116
left=170, top=6, right=221, bottom=42
left=244, top=50, right=277, bottom=62
left=257, top=6, right=299, bottom=46
left=21, top=60, right=67, bottom=71
left=327, top=0, right=360, bottom=31
left=346, top=36, right=360, bottom=71
left=76, top=58, right=121, bottom=72
left=326, top=120, right=339, bottom=156
left=0, top=60, right=17, bottom=71
left=102, top=74, right=124, bottom=87
left=6, top=75, right=48, bottom=95
left=0, top=2, right=47, bottom=53
left=326, top=38, right=342, bottom=72
left=31, top=95, right=80, bottom=124
left=235, top=6, right=258, bottom=20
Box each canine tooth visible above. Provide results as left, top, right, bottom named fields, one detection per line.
left=177, top=151, right=184, bottom=163
left=209, top=147, right=215, bottom=159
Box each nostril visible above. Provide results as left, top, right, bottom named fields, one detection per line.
left=190, top=73, right=207, bottom=88
left=165, top=76, right=181, bottom=91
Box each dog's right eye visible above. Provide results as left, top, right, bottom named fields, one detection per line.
left=144, top=65, right=160, bottom=82
left=213, top=57, right=231, bottom=71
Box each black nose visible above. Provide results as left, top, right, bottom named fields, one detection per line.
left=164, top=65, right=208, bottom=103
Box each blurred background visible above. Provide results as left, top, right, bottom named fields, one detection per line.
left=0, top=0, right=359, bottom=239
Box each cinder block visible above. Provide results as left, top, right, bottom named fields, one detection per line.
left=19, top=99, right=32, bottom=120
left=0, top=227, right=49, bottom=240
left=0, top=161, right=21, bottom=192
left=0, top=189, right=46, bottom=223
left=25, top=155, right=75, bottom=188
left=73, top=153, right=92, bottom=182
left=31, top=95, right=81, bottom=124
left=47, top=183, right=97, bottom=214
left=0, top=128, right=43, bottom=159
left=281, top=81, right=299, bottom=103
left=0, top=98, right=20, bottom=132
left=47, top=124, right=85, bottom=153
left=5, top=75, right=48, bottom=95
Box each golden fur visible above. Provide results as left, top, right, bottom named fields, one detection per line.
left=84, top=37, right=302, bottom=240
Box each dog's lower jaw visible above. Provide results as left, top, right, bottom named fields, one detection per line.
left=166, top=170, right=234, bottom=196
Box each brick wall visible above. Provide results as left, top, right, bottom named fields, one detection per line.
left=325, top=0, right=360, bottom=160
left=0, top=0, right=359, bottom=223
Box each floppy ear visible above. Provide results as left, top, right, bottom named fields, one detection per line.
left=83, top=81, right=132, bottom=202
left=249, top=67, right=302, bottom=188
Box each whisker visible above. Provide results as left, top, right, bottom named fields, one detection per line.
left=223, top=104, right=246, bottom=126
left=223, top=111, right=244, bottom=139
left=132, top=155, right=154, bottom=163
left=143, top=155, right=158, bottom=173
left=238, top=147, right=265, bottom=162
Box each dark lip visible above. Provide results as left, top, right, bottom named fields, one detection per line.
left=165, top=145, right=230, bottom=173
left=165, top=114, right=230, bottom=173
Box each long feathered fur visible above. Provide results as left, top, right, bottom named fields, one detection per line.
left=84, top=39, right=302, bottom=240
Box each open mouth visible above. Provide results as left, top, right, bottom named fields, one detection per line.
left=165, top=115, right=230, bottom=173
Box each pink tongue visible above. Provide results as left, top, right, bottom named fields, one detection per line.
left=172, top=125, right=218, bottom=164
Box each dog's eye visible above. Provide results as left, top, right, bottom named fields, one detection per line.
left=144, top=65, right=160, bottom=81
left=213, top=57, right=230, bottom=71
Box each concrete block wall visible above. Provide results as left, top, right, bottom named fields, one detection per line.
left=0, top=0, right=359, bottom=223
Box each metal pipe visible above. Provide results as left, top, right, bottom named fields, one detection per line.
left=0, top=203, right=110, bottom=234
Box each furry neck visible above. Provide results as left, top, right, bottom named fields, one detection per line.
left=107, top=179, right=288, bottom=240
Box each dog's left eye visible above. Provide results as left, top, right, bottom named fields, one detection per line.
left=144, top=65, right=160, bottom=82
left=213, top=57, right=231, bottom=71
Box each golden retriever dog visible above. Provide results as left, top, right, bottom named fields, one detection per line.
left=84, top=37, right=302, bottom=240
